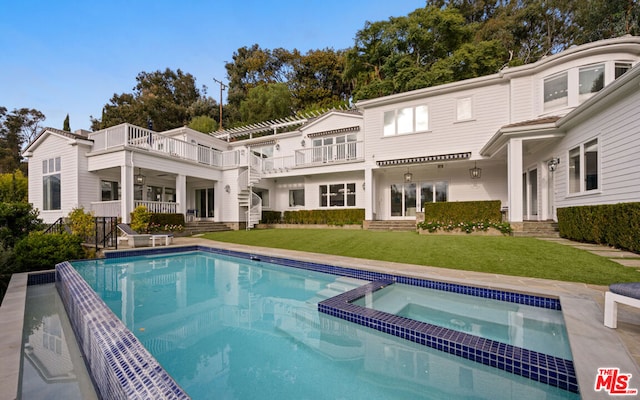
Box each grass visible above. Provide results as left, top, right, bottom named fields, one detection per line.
left=201, top=229, right=640, bottom=286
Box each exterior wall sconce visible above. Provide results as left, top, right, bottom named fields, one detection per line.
left=134, top=168, right=145, bottom=185
left=224, top=184, right=231, bottom=193
left=301, top=139, right=306, bottom=147
left=275, top=143, right=280, bottom=150
left=547, top=157, right=560, bottom=172
left=362, top=182, right=365, bottom=190
left=469, top=162, right=482, bottom=179
left=404, top=170, right=413, bottom=183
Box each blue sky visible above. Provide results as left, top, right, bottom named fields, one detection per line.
left=1, top=0, right=426, bottom=131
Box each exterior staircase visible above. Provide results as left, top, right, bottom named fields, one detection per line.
left=183, top=221, right=232, bottom=235
left=365, top=220, right=417, bottom=232
left=512, top=221, right=560, bottom=237
left=237, top=155, right=263, bottom=229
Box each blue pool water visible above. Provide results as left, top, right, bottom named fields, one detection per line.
left=351, top=283, right=572, bottom=360
left=72, top=251, right=578, bottom=400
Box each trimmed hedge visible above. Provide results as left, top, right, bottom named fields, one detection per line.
left=150, top=213, right=185, bottom=227
left=422, top=200, right=503, bottom=223
left=261, top=211, right=282, bottom=224
left=557, top=203, right=640, bottom=253
left=282, top=209, right=365, bottom=225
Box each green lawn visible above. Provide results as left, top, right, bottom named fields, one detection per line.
left=201, top=229, right=640, bottom=286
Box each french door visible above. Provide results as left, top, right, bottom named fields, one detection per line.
left=195, top=188, right=214, bottom=218
left=390, top=183, right=417, bottom=217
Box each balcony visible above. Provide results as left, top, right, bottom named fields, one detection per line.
left=262, top=141, right=364, bottom=173
left=89, top=124, right=240, bottom=168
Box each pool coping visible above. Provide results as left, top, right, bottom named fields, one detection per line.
left=2, top=242, right=639, bottom=400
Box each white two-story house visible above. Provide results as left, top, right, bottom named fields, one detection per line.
left=23, top=36, right=640, bottom=231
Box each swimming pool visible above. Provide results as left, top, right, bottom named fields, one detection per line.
left=65, top=248, right=579, bottom=399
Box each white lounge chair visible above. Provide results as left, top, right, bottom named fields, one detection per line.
left=604, top=282, right=640, bottom=328
left=117, top=224, right=173, bottom=248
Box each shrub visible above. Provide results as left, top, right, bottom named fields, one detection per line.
left=282, top=209, right=365, bottom=225
left=558, top=203, right=640, bottom=253
left=261, top=211, right=282, bottom=224
left=130, top=205, right=152, bottom=233
left=149, top=213, right=184, bottom=232
left=14, top=232, right=86, bottom=272
left=0, top=202, right=43, bottom=249
left=68, top=207, right=95, bottom=241
left=417, top=201, right=510, bottom=234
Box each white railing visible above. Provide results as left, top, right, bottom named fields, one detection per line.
left=91, top=200, right=122, bottom=217
left=237, top=170, right=249, bottom=192
left=247, top=191, right=262, bottom=230
left=294, top=141, right=363, bottom=167
left=89, top=123, right=239, bottom=168
left=263, top=156, right=296, bottom=173
left=134, top=201, right=178, bottom=214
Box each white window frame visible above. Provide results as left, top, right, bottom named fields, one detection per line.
left=543, top=72, right=568, bottom=112
left=42, top=157, right=61, bottom=210
left=568, top=138, right=599, bottom=195
left=455, top=97, right=473, bottom=122
left=319, top=183, right=356, bottom=207
left=289, top=189, right=305, bottom=207
left=383, top=105, right=429, bottom=136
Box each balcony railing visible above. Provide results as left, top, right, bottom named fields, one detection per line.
left=135, top=201, right=178, bottom=214
left=91, top=200, right=179, bottom=216
left=91, top=200, right=121, bottom=217
left=89, top=124, right=240, bottom=168
left=263, top=141, right=364, bottom=173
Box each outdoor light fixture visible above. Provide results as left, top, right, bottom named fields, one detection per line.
left=469, top=162, right=482, bottom=179
left=547, top=157, right=560, bottom=172
left=275, top=143, right=280, bottom=150
left=134, top=168, right=145, bottom=185
left=224, top=184, right=231, bottom=193
left=301, top=139, right=306, bottom=147
left=404, top=169, right=413, bottom=183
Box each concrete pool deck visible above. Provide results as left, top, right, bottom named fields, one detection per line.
left=1, top=236, right=639, bottom=399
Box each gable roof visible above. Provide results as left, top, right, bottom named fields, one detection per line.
left=22, top=127, right=93, bottom=157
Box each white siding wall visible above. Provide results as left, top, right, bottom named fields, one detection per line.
left=364, top=84, right=511, bottom=163
left=76, top=144, right=99, bottom=210
left=555, top=81, right=640, bottom=209
left=509, top=76, right=533, bottom=122
left=28, top=134, right=79, bottom=223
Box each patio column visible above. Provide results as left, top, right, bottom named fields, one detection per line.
left=507, top=139, right=523, bottom=222
left=121, top=164, right=134, bottom=223
left=364, top=166, right=373, bottom=220
left=175, top=174, right=186, bottom=216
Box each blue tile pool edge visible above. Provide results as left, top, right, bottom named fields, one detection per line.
left=55, top=261, right=190, bottom=400
left=92, top=245, right=576, bottom=395
left=318, top=280, right=578, bottom=393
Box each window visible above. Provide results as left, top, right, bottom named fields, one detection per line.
left=319, top=183, right=356, bottom=207
left=251, top=145, right=274, bottom=158
left=101, top=181, right=119, bottom=201
left=544, top=73, right=568, bottom=111
left=383, top=105, right=429, bottom=136
left=289, top=189, right=305, bottom=207
left=615, top=62, right=632, bottom=79
left=419, top=181, right=448, bottom=211
left=42, top=157, right=61, bottom=210
left=569, top=139, right=598, bottom=194
left=456, top=97, right=472, bottom=121
left=578, top=64, right=604, bottom=103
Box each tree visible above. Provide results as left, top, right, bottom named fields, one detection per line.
left=0, top=202, right=43, bottom=249
left=63, top=114, right=70, bottom=131
left=0, top=107, right=46, bottom=174
left=0, top=170, right=28, bottom=202
left=188, top=115, right=217, bottom=133
left=91, top=68, right=202, bottom=132
left=239, top=83, right=293, bottom=124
